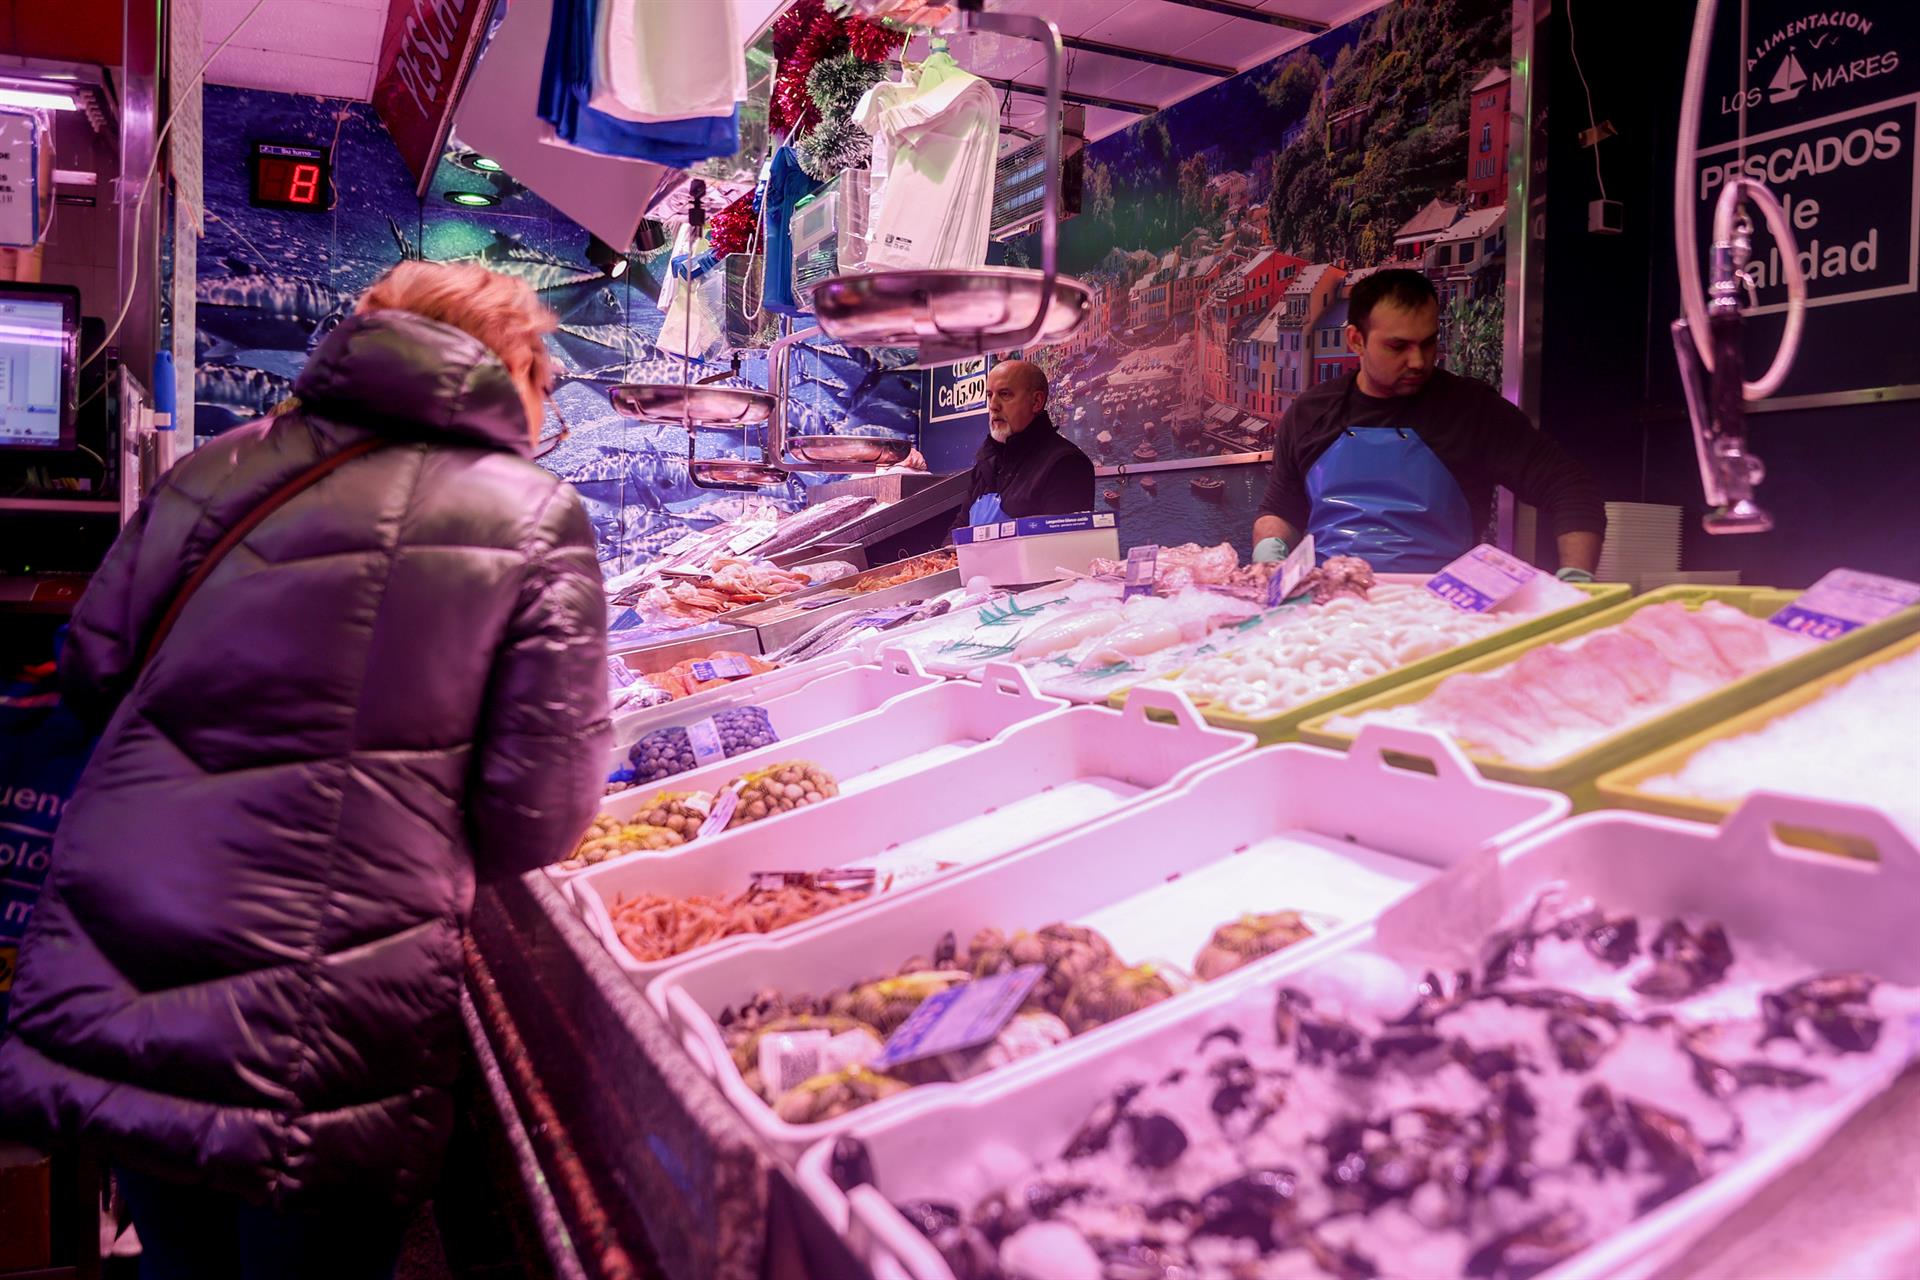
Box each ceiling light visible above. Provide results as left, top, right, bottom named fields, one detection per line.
left=0, top=83, right=80, bottom=111
left=586, top=234, right=628, bottom=279
left=445, top=190, right=498, bottom=207
left=471, top=156, right=502, bottom=172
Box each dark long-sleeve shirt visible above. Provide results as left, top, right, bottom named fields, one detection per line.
left=952, top=411, right=1096, bottom=530
left=1259, top=370, right=1606, bottom=542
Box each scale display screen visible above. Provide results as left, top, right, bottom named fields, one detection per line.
left=0, top=285, right=77, bottom=450
left=249, top=141, right=329, bottom=211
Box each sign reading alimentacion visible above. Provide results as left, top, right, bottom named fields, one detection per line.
left=1694, top=2, right=1920, bottom=403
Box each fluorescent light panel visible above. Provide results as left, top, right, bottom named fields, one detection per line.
left=0, top=82, right=80, bottom=110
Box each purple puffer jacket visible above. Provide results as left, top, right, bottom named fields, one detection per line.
left=0, top=310, right=611, bottom=1209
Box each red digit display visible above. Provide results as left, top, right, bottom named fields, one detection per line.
left=250, top=145, right=329, bottom=210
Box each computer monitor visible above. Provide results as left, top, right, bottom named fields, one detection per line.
left=0, top=283, right=79, bottom=451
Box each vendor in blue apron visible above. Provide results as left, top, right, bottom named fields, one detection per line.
left=1252, top=269, right=1604, bottom=577
left=953, top=360, right=1096, bottom=530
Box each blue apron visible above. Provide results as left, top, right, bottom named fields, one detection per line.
left=1305, top=410, right=1476, bottom=573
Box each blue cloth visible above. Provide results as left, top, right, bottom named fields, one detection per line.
left=1305, top=425, right=1476, bottom=573
left=536, top=0, right=739, bottom=165
left=967, top=492, right=1010, bottom=527
left=763, top=146, right=821, bottom=315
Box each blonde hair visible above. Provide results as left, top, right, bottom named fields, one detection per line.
left=355, top=261, right=558, bottom=405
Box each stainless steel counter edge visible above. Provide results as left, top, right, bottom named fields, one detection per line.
left=465, top=870, right=794, bottom=1280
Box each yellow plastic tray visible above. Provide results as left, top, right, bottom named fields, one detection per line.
left=1294, top=585, right=1920, bottom=809
left=1107, top=582, right=1628, bottom=745
left=1593, top=629, right=1920, bottom=852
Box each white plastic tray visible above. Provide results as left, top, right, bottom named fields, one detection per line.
left=799, top=793, right=1920, bottom=1280
left=658, top=724, right=1570, bottom=1158
left=605, top=648, right=860, bottom=769
left=597, top=658, right=1067, bottom=833
left=571, top=688, right=1254, bottom=990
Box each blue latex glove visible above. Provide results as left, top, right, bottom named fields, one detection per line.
left=1556, top=566, right=1596, bottom=583
left=1253, top=536, right=1290, bottom=564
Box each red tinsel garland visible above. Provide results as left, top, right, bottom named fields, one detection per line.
left=769, top=0, right=907, bottom=139
left=707, top=191, right=759, bottom=259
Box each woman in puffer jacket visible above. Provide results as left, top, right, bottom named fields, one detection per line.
left=0, top=262, right=611, bottom=1278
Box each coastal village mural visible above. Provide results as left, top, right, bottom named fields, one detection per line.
left=1015, top=0, right=1514, bottom=533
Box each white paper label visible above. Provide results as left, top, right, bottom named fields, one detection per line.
left=1425, top=543, right=1540, bottom=613
left=1124, top=544, right=1159, bottom=599
left=697, top=787, right=740, bottom=837
left=1770, top=568, right=1920, bottom=642
left=1266, top=534, right=1316, bottom=607
left=690, top=656, right=752, bottom=681
left=728, top=523, right=775, bottom=555
left=684, top=717, right=727, bottom=766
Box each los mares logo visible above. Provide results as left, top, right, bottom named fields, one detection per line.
left=1720, top=10, right=1894, bottom=115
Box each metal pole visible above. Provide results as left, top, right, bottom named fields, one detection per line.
left=1499, top=0, right=1547, bottom=559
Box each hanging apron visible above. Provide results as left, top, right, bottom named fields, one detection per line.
left=1305, top=397, right=1476, bottom=572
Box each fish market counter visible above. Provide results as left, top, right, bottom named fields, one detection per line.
left=457, top=555, right=1920, bottom=1280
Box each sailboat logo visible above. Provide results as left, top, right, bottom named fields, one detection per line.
left=1769, top=47, right=1809, bottom=103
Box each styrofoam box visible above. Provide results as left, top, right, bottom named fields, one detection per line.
left=572, top=688, right=1254, bottom=989
left=598, top=658, right=1067, bottom=827
left=952, top=517, right=1120, bottom=586
left=799, top=793, right=1920, bottom=1280
left=658, top=724, right=1569, bottom=1158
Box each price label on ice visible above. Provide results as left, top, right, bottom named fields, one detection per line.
left=1425, top=544, right=1539, bottom=613
left=605, top=657, right=639, bottom=688
left=1124, top=544, right=1159, bottom=599
left=1770, top=568, right=1920, bottom=642
left=1266, top=534, right=1316, bottom=607
left=728, top=523, right=776, bottom=555
left=690, top=656, right=752, bottom=682
left=871, top=965, right=1044, bottom=1070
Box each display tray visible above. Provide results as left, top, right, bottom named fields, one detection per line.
left=611, top=622, right=762, bottom=668
left=1296, top=585, right=1920, bottom=808
left=657, top=724, right=1568, bottom=1159
left=1115, top=580, right=1628, bottom=743
left=607, top=649, right=860, bottom=761
left=570, top=688, right=1252, bottom=990
left=729, top=559, right=962, bottom=653
left=1595, top=629, right=1920, bottom=850
left=599, top=661, right=1066, bottom=824
left=799, top=793, right=1920, bottom=1280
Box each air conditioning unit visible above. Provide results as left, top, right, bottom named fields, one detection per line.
left=992, top=107, right=1085, bottom=238
left=790, top=168, right=871, bottom=307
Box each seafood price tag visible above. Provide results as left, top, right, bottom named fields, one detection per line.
left=1769, top=569, right=1920, bottom=641
left=684, top=716, right=728, bottom=766
left=690, top=656, right=753, bottom=682
left=605, top=657, right=638, bottom=688
left=1124, top=545, right=1159, bottom=599
left=728, top=523, right=776, bottom=555
left=1266, top=534, right=1316, bottom=607
left=697, top=787, right=739, bottom=838
left=1425, top=544, right=1538, bottom=613
left=854, top=607, right=916, bottom=629
left=872, top=965, right=1044, bottom=1069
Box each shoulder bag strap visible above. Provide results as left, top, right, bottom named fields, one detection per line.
left=139, top=436, right=390, bottom=672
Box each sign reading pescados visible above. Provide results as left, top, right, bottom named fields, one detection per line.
left=373, top=0, right=492, bottom=193
left=1694, top=2, right=1920, bottom=401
